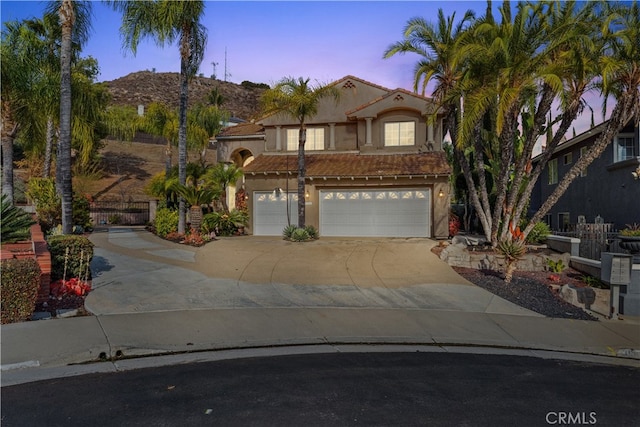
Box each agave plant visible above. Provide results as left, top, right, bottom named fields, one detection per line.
left=1, top=194, right=35, bottom=243
left=496, top=237, right=526, bottom=284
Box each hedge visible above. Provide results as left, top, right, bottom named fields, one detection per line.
left=48, top=235, right=94, bottom=281
left=1, top=258, right=41, bottom=324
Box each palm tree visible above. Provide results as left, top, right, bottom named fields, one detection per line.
left=526, top=0, right=640, bottom=232
left=107, top=0, right=208, bottom=234
left=1, top=20, right=35, bottom=204
left=205, top=162, right=243, bottom=213
left=188, top=103, right=229, bottom=165
left=384, top=7, right=480, bottom=235
left=261, top=77, right=340, bottom=227
left=45, top=0, right=92, bottom=234
left=172, top=183, right=217, bottom=232
left=141, top=101, right=179, bottom=176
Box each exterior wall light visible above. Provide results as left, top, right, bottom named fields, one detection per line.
left=305, top=190, right=310, bottom=199
left=438, top=189, right=445, bottom=198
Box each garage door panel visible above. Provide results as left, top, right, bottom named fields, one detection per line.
left=320, top=189, right=430, bottom=238
left=253, top=192, right=298, bottom=236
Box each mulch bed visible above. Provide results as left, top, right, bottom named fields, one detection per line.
left=452, top=266, right=598, bottom=321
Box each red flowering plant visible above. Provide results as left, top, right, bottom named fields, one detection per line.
left=50, top=277, right=91, bottom=298
left=50, top=246, right=92, bottom=298
left=449, top=212, right=461, bottom=237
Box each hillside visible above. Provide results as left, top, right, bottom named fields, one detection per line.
left=104, top=71, right=266, bottom=120
left=78, top=72, right=265, bottom=201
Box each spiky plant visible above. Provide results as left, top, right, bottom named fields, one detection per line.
left=496, top=237, right=526, bottom=284
left=1, top=194, right=35, bottom=243
left=282, top=224, right=298, bottom=240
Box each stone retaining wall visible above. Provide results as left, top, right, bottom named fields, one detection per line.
left=440, top=242, right=570, bottom=271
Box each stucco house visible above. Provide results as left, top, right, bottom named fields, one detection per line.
left=215, top=75, right=451, bottom=238
left=530, top=119, right=640, bottom=231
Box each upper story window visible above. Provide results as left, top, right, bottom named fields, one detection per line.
left=384, top=121, right=415, bottom=146
left=563, top=152, right=572, bottom=165
left=287, top=128, right=324, bottom=151
left=614, top=133, right=638, bottom=162
left=548, top=158, right=558, bottom=185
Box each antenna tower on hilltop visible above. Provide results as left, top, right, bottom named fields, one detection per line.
left=224, top=47, right=231, bottom=82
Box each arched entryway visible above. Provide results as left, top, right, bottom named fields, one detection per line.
left=230, top=148, right=254, bottom=168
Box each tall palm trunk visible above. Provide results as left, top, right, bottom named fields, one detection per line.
left=1, top=121, right=17, bottom=204
left=297, top=125, right=306, bottom=228
left=43, top=117, right=54, bottom=178
left=58, top=0, right=74, bottom=234
left=177, top=56, right=189, bottom=234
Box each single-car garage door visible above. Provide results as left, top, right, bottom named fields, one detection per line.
left=253, top=192, right=298, bottom=235
left=320, top=189, right=430, bottom=237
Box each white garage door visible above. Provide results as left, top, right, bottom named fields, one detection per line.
left=253, top=192, right=298, bottom=235
left=320, top=189, right=430, bottom=237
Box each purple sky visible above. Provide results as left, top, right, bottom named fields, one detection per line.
left=1, top=0, right=607, bottom=138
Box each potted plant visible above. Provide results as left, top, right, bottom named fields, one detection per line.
left=618, top=223, right=640, bottom=261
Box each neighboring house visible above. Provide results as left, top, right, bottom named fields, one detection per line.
left=530, top=120, right=640, bottom=231
left=215, top=75, right=451, bottom=238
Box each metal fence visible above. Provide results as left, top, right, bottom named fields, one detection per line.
left=553, top=223, right=625, bottom=260
left=90, top=201, right=150, bottom=226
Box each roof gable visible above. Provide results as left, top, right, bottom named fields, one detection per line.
left=346, top=89, right=437, bottom=119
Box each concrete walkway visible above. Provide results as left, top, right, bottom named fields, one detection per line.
left=2, top=227, right=639, bottom=386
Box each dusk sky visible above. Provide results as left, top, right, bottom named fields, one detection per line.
left=1, top=0, right=608, bottom=137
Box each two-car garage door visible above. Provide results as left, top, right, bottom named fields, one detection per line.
left=319, top=189, right=430, bottom=237
left=253, top=189, right=431, bottom=237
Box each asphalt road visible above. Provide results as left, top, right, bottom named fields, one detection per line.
left=1, top=352, right=638, bottom=426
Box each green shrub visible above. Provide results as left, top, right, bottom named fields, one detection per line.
left=48, top=235, right=94, bottom=281
left=72, top=193, right=92, bottom=230
left=304, top=225, right=319, bottom=240
left=1, top=258, right=41, bottom=324
left=26, top=178, right=92, bottom=232
left=155, top=207, right=179, bottom=237
left=526, top=221, right=551, bottom=244
left=1, top=194, right=35, bottom=243
left=582, top=274, right=608, bottom=289
left=546, top=258, right=566, bottom=273
left=282, top=224, right=298, bottom=240
left=26, top=177, right=61, bottom=232
left=202, top=209, right=248, bottom=236
left=291, top=228, right=311, bottom=242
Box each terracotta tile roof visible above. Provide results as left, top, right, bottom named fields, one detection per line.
left=243, top=152, right=451, bottom=177
left=218, top=122, right=264, bottom=137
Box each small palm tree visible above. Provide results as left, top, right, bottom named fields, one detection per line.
left=172, top=183, right=218, bottom=232
left=261, top=77, right=340, bottom=227
left=204, top=163, right=243, bottom=213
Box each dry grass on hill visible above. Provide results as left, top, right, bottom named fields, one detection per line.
left=77, top=139, right=217, bottom=202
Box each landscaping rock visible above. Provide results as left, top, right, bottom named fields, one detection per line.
left=56, top=308, right=79, bottom=318
left=31, top=312, right=52, bottom=321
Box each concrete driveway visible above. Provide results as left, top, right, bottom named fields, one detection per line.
left=86, top=227, right=537, bottom=317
